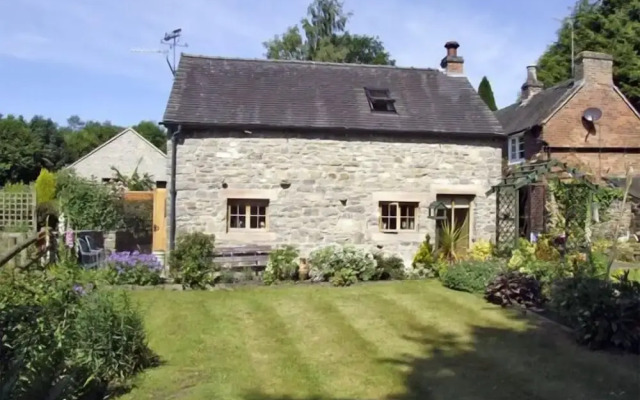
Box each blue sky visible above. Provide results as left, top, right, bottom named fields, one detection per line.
left=0, top=0, right=576, bottom=127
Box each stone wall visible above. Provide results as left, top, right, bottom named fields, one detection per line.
left=169, top=130, right=503, bottom=264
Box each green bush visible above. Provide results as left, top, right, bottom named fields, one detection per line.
left=439, top=260, right=503, bottom=294
left=373, top=252, right=405, bottom=280
left=410, top=234, right=438, bottom=278
left=0, top=182, right=31, bottom=193
left=484, top=271, right=545, bottom=308
left=0, top=266, right=155, bottom=399
left=263, top=245, right=299, bottom=285
left=170, top=232, right=219, bottom=289
left=56, top=171, right=124, bottom=231
left=550, top=275, right=640, bottom=353
left=35, top=168, right=56, bottom=204
left=329, top=268, right=358, bottom=287
left=308, top=245, right=377, bottom=286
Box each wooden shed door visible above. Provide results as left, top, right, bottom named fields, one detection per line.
left=152, top=188, right=167, bottom=252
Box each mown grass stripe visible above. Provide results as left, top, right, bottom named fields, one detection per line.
left=272, top=288, right=397, bottom=399
left=235, top=293, right=324, bottom=397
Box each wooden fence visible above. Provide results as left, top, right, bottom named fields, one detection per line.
left=0, top=229, right=56, bottom=269
left=0, top=189, right=37, bottom=233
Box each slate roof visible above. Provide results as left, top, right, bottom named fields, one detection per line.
left=495, top=80, right=579, bottom=135
left=163, top=54, right=504, bottom=136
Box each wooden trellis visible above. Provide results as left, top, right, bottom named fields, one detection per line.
left=0, top=189, right=37, bottom=233
left=488, top=159, right=597, bottom=250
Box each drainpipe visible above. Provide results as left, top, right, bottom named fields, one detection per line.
left=169, top=124, right=182, bottom=252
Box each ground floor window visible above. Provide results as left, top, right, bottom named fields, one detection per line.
left=435, top=195, right=474, bottom=252
left=227, top=199, right=268, bottom=231
left=379, top=202, right=418, bottom=232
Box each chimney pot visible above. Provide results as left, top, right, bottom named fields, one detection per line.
left=521, top=65, right=544, bottom=102
left=441, top=41, right=464, bottom=75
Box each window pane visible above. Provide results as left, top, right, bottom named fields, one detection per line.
left=258, top=216, right=266, bottom=229
left=388, top=217, right=397, bottom=230
left=250, top=216, right=258, bottom=229
left=381, top=203, right=390, bottom=218
left=389, top=204, right=397, bottom=217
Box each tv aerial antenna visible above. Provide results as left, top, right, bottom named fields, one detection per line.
left=130, top=28, right=188, bottom=77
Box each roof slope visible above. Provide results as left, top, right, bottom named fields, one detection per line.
left=495, top=80, right=578, bottom=134
left=163, top=55, right=504, bottom=136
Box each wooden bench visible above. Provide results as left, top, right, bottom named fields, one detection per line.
left=213, top=245, right=272, bottom=271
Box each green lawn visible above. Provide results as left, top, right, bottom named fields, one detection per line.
left=123, top=281, right=639, bottom=400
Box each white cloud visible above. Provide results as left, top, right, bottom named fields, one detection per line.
left=0, top=0, right=573, bottom=109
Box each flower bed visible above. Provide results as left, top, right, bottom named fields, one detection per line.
left=104, top=251, right=163, bottom=286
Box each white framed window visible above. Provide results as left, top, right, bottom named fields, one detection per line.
left=508, top=134, right=525, bottom=164
left=378, top=202, right=418, bottom=232
left=227, top=199, right=269, bottom=231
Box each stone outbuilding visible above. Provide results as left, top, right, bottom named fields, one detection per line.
left=68, top=127, right=167, bottom=185
left=162, top=42, right=505, bottom=263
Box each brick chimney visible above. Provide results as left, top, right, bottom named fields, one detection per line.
left=575, top=51, right=613, bottom=85
left=521, top=65, right=544, bottom=102
left=440, top=41, right=464, bottom=75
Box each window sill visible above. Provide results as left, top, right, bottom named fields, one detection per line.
left=508, top=159, right=525, bottom=166
left=370, top=231, right=423, bottom=242
left=219, top=231, right=277, bottom=242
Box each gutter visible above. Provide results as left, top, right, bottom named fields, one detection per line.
left=169, top=125, right=182, bottom=252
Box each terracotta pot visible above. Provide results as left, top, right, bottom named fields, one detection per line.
left=298, top=257, right=309, bottom=280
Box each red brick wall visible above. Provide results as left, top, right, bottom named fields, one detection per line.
left=542, top=83, right=640, bottom=177
left=550, top=152, right=640, bottom=178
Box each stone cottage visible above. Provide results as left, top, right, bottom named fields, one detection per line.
left=162, top=42, right=505, bottom=263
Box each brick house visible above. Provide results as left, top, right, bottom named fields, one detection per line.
left=495, top=51, right=640, bottom=239
left=162, top=42, right=504, bottom=263
left=496, top=51, right=640, bottom=177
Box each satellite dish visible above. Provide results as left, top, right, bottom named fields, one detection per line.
left=583, top=107, right=603, bottom=122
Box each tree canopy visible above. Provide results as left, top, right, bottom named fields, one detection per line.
left=263, top=0, right=395, bottom=65
left=478, top=77, right=498, bottom=111
left=537, top=0, right=640, bottom=111
left=0, top=114, right=166, bottom=187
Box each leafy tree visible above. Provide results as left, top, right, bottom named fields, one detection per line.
left=0, top=115, right=42, bottom=186
left=63, top=120, right=122, bottom=161
left=133, top=121, right=167, bottom=152
left=478, top=76, right=498, bottom=111
left=537, top=0, right=640, bottom=111
left=29, top=116, right=68, bottom=169
left=264, top=0, right=394, bottom=65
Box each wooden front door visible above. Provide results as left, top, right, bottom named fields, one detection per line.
left=152, top=188, right=167, bottom=252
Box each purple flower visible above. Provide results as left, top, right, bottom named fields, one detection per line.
left=72, top=284, right=86, bottom=296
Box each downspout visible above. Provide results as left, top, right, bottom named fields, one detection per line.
left=169, top=124, right=182, bottom=252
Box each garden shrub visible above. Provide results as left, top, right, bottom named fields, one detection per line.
left=329, top=268, right=359, bottom=287
left=34, top=168, right=56, bottom=204
left=308, top=245, right=377, bottom=286
left=534, top=236, right=561, bottom=261
left=484, top=271, right=545, bottom=308
left=56, top=171, right=124, bottom=231
left=169, top=232, right=219, bottom=289
left=373, top=252, right=405, bottom=280
left=410, top=234, right=438, bottom=278
left=263, top=245, right=299, bottom=285
left=0, top=266, right=155, bottom=399
left=507, top=238, right=536, bottom=269
left=104, top=251, right=163, bottom=285
left=468, top=240, right=493, bottom=261
left=439, top=260, right=503, bottom=294
left=550, top=275, right=640, bottom=353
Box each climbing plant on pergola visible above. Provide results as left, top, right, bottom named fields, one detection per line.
left=487, top=159, right=598, bottom=252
